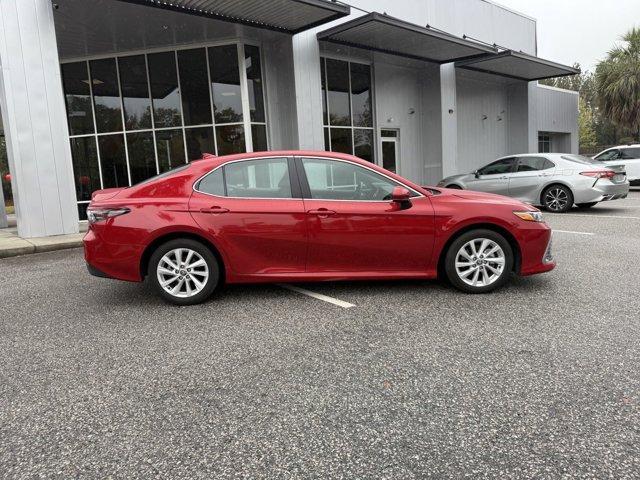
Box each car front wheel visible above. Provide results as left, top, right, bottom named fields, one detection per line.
left=149, top=239, right=220, bottom=305
left=444, top=229, right=514, bottom=293
left=542, top=185, right=573, bottom=213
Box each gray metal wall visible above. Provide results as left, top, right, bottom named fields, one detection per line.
left=529, top=84, right=579, bottom=154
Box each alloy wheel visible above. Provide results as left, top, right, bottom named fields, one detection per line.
left=156, top=248, right=209, bottom=298
left=544, top=187, right=569, bottom=212
left=454, top=238, right=506, bottom=287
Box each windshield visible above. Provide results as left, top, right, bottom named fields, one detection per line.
left=561, top=154, right=604, bottom=166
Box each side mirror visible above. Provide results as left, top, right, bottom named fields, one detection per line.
left=474, top=170, right=480, bottom=178
left=391, top=186, right=411, bottom=203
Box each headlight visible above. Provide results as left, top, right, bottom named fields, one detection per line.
left=436, top=181, right=446, bottom=186
left=87, top=207, right=130, bottom=224
left=513, top=210, right=543, bottom=222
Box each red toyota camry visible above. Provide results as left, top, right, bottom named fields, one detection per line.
left=84, top=151, right=554, bottom=305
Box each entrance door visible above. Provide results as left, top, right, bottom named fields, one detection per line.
left=381, top=129, right=399, bottom=173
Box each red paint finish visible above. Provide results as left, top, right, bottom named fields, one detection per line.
left=84, top=150, right=555, bottom=285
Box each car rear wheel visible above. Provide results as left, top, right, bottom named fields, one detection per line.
left=542, top=185, right=573, bottom=213
left=576, top=202, right=598, bottom=209
left=149, top=239, right=219, bottom=305
left=446, top=184, right=462, bottom=189
left=445, top=229, right=513, bottom=293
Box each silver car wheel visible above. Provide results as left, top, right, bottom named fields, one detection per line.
left=156, top=248, right=209, bottom=298
left=544, top=187, right=569, bottom=212
left=455, top=238, right=506, bottom=287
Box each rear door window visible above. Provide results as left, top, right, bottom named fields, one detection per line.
left=516, top=157, right=555, bottom=172
left=224, top=158, right=292, bottom=198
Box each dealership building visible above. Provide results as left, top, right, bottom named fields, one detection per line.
left=0, top=0, right=579, bottom=238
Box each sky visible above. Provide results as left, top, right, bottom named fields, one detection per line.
left=496, top=0, right=640, bottom=72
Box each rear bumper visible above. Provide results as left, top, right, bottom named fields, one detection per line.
left=84, top=229, right=144, bottom=282
left=574, top=181, right=630, bottom=203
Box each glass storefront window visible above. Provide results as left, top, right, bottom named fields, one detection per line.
left=185, top=127, right=215, bottom=161
left=148, top=51, right=182, bottom=128
left=127, top=132, right=156, bottom=184
left=330, top=128, right=352, bottom=155
left=209, top=45, right=243, bottom=124
left=90, top=58, right=123, bottom=133
left=62, top=42, right=268, bottom=215
left=245, top=45, right=265, bottom=123
left=251, top=124, right=268, bottom=152
left=177, top=48, right=212, bottom=126
left=61, top=62, right=94, bottom=136
left=70, top=137, right=100, bottom=202
left=156, top=129, right=186, bottom=172
left=321, top=57, right=374, bottom=162
left=98, top=134, right=128, bottom=188
left=119, top=55, right=152, bottom=130
left=351, top=63, right=372, bottom=128
left=216, top=125, right=246, bottom=155
left=326, top=58, right=351, bottom=127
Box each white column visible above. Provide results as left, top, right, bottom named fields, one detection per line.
left=440, top=62, right=458, bottom=178
left=291, top=30, right=324, bottom=150
left=0, top=0, right=78, bottom=238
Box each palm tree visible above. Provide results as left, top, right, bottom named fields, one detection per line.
left=595, top=28, right=640, bottom=140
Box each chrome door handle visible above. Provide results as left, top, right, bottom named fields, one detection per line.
left=200, top=206, right=229, bottom=214
left=308, top=208, right=336, bottom=218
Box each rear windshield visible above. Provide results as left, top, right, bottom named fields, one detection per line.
left=132, top=164, right=191, bottom=187
left=561, top=154, right=603, bottom=166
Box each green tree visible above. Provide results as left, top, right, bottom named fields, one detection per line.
left=578, top=97, right=597, bottom=151
left=595, top=27, right=640, bottom=141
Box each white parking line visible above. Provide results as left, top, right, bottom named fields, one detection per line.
left=545, top=213, right=640, bottom=220
left=553, top=229, right=595, bottom=236
left=279, top=284, right=356, bottom=309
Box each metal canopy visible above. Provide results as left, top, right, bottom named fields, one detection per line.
left=456, top=50, right=580, bottom=81
left=317, top=12, right=496, bottom=63
left=114, top=0, right=350, bottom=34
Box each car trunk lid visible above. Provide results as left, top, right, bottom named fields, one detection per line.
left=91, top=187, right=126, bottom=202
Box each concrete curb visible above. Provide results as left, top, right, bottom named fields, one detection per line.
left=0, top=233, right=84, bottom=259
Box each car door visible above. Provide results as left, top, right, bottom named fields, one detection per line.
left=620, top=148, right=640, bottom=180
left=509, top=156, right=556, bottom=203
left=189, top=157, right=308, bottom=276
left=297, top=156, right=435, bottom=273
left=464, top=157, right=516, bottom=195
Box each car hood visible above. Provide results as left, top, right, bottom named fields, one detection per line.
left=444, top=188, right=532, bottom=208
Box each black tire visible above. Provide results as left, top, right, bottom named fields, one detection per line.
left=541, top=184, right=574, bottom=213
left=148, top=238, right=220, bottom=306
left=576, top=202, right=598, bottom=209
left=446, top=184, right=463, bottom=189
left=444, top=229, right=514, bottom=294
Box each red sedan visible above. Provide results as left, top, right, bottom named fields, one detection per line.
left=84, top=151, right=555, bottom=305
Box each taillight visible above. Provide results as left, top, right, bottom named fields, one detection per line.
left=580, top=170, right=615, bottom=179
left=86, top=207, right=130, bottom=224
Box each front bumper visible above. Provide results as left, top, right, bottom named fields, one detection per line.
left=518, top=224, right=556, bottom=276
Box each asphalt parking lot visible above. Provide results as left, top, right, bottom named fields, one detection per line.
left=1, top=190, right=640, bottom=479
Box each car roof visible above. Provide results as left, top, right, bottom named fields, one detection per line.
left=186, top=150, right=428, bottom=194
left=598, top=145, right=640, bottom=152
